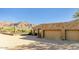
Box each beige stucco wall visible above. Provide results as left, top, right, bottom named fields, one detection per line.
left=32, top=20, right=79, bottom=41
left=66, top=30, right=79, bottom=41
left=38, top=29, right=42, bottom=38
left=37, top=29, right=44, bottom=38
left=44, top=30, right=62, bottom=40
left=40, top=30, right=45, bottom=38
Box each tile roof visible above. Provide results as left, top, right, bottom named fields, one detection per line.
left=33, top=19, right=79, bottom=30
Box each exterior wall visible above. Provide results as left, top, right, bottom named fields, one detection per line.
left=41, top=30, right=45, bottom=38
left=38, top=30, right=45, bottom=38
left=37, top=29, right=44, bottom=38
left=66, top=30, right=79, bottom=41
left=33, top=28, right=79, bottom=41
left=32, top=20, right=79, bottom=41
left=44, top=30, right=62, bottom=40
left=37, top=29, right=40, bottom=37
left=37, top=29, right=41, bottom=38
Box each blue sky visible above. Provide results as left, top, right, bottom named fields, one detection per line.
left=0, top=8, right=78, bottom=24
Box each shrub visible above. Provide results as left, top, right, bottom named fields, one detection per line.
left=0, top=26, right=33, bottom=35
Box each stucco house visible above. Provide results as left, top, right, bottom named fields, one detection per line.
left=32, top=19, right=79, bottom=41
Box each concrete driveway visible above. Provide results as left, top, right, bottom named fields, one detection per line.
left=0, top=34, right=79, bottom=50
left=0, top=34, right=36, bottom=49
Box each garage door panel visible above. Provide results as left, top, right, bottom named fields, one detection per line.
left=66, top=30, right=79, bottom=41
left=44, top=30, right=61, bottom=40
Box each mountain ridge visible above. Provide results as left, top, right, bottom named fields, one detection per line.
left=0, top=21, right=35, bottom=28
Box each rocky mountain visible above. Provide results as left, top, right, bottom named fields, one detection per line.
left=0, top=21, right=35, bottom=29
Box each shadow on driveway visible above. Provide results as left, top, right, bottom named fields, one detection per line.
left=9, top=35, right=79, bottom=50
left=20, top=35, right=79, bottom=45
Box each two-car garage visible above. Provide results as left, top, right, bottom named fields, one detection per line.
left=41, top=29, right=79, bottom=41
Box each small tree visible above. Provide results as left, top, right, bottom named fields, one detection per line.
left=73, top=10, right=79, bottom=18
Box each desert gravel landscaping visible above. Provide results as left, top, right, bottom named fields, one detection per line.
left=0, top=34, right=79, bottom=50
left=0, top=34, right=36, bottom=49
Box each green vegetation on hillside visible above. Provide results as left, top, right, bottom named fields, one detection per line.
left=0, top=26, right=32, bottom=35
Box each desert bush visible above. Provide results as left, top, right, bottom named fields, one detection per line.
left=0, top=26, right=32, bottom=35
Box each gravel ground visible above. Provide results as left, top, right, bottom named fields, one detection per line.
left=0, top=34, right=79, bottom=50
left=0, top=34, right=36, bottom=49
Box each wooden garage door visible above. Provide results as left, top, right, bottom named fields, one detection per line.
left=66, top=30, right=79, bottom=41
left=44, top=30, right=62, bottom=40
